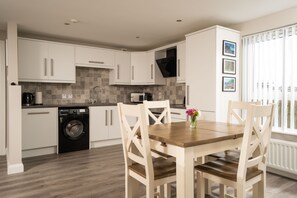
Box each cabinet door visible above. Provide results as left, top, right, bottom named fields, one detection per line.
left=108, top=107, right=121, bottom=139
left=146, top=51, right=155, bottom=84
left=48, top=43, right=75, bottom=83
left=177, top=42, right=186, bottom=83
left=186, top=29, right=216, bottom=111
left=90, top=106, right=109, bottom=141
left=18, top=39, right=49, bottom=81
left=131, top=52, right=149, bottom=84
left=75, top=46, right=115, bottom=68
left=109, top=51, right=131, bottom=84
left=22, top=108, right=58, bottom=150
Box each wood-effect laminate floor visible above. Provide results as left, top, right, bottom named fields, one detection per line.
left=0, top=145, right=296, bottom=198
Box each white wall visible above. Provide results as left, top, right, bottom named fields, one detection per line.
left=231, top=6, right=297, bottom=36
left=0, top=41, right=5, bottom=155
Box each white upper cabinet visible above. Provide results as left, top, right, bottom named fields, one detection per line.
left=130, top=51, right=165, bottom=85
left=18, top=38, right=75, bottom=83
left=75, top=46, right=115, bottom=68
left=131, top=52, right=148, bottom=84
left=109, top=51, right=131, bottom=85
left=176, top=42, right=186, bottom=83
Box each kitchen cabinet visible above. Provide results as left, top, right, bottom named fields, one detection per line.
left=185, top=25, right=240, bottom=122
left=90, top=106, right=120, bottom=142
left=130, top=52, right=148, bottom=84
left=130, top=51, right=165, bottom=85
left=171, top=108, right=187, bottom=122
left=22, top=108, right=58, bottom=150
left=109, top=51, right=131, bottom=85
left=18, top=38, right=75, bottom=83
left=176, top=42, right=186, bottom=83
left=75, top=46, right=115, bottom=69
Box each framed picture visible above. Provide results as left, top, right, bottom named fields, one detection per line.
left=222, top=40, right=236, bottom=57
left=222, top=58, right=236, bottom=74
left=222, top=77, right=236, bottom=92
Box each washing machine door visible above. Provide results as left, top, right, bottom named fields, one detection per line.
left=64, top=119, right=85, bottom=140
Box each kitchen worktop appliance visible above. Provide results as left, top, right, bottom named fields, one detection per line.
left=130, top=92, right=152, bottom=103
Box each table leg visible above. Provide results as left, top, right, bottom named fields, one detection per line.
left=176, top=147, right=194, bottom=198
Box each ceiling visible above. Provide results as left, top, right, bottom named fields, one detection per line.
left=1, top=0, right=297, bottom=51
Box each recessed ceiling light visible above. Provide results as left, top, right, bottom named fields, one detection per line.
left=136, top=36, right=140, bottom=39
left=70, top=19, right=79, bottom=23
left=64, top=22, right=70, bottom=25
left=176, top=19, right=182, bottom=22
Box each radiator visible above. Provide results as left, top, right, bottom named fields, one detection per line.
left=268, top=139, right=297, bottom=175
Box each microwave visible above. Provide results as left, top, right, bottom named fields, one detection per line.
left=130, top=93, right=152, bottom=103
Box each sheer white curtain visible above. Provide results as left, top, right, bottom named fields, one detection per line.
left=243, top=25, right=297, bottom=133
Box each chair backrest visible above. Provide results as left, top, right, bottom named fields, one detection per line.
left=237, top=104, right=275, bottom=181
left=227, top=100, right=261, bottom=124
left=117, top=103, right=154, bottom=180
left=143, top=100, right=171, bottom=125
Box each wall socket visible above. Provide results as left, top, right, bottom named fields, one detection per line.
left=62, top=94, right=67, bottom=99
left=67, top=94, right=73, bottom=99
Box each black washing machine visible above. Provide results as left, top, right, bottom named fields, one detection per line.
left=58, top=107, right=89, bottom=153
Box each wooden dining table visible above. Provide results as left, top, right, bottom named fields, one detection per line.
left=148, top=120, right=244, bottom=198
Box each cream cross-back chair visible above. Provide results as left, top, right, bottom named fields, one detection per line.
left=117, top=103, right=176, bottom=198
left=143, top=100, right=171, bottom=125
left=196, top=103, right=275, bottom=198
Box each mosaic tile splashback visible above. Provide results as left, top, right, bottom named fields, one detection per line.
left=20, top=67, right=185, bottom=105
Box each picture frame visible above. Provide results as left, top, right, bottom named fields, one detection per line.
left=222, top=77, right=236, bottom=92
left=222, top=58, right=236, bottom=74
left=222, top=40, right=236, bottom=57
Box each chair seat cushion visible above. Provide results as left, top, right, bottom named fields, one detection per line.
left=195, top=158, right=262, bottom=181
left=129, top=157, right=176, bottom=180
left=208, top=150, right=240, bottom=162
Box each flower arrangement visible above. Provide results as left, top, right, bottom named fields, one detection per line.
left=186, top=108, right=200, bottom=128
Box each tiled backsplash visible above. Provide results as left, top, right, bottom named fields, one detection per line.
left=20, top=67, right=185, bottom=105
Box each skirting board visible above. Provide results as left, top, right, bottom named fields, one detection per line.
left=267, top=167, right=297, bottom=181
left=22, top=146, right=57, bottom=158
left=91, top=139, right=121, bottom=148
left=7, top=163, right=24, bottom=175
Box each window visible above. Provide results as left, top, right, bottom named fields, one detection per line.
left=243, top=25, right=297, bottom=134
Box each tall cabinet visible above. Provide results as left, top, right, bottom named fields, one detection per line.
left=185, top=26, right=240, bottom=122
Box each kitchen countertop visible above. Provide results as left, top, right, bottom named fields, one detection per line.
left=22, top=103, right=186, bottom=109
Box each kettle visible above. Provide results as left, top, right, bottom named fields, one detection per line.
left=22, top=92, right=34, bottom=106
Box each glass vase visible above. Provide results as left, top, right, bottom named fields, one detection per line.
left=190, top=117, right=197, bottom=128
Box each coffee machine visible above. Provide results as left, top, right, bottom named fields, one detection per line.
left=22, top=92, right=34, bottom=106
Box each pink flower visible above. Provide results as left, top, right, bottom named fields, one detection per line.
left=186, top=108, right=199, bottom=117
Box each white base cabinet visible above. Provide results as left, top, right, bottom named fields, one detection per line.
left=22, top=108, right=58, bottom=150
left=18, top=38, right=75, bottom=83
left=90, top=106, right=121, bottom=142
left=171, top=108, right=187, bottom=122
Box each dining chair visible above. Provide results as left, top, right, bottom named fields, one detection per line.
left=143, top=100, right=172, bottom=125
left=195, top=103, right=275, bottom=198
left=117, top=103, right=176, bottom=198
left=209, top=100, right=261, bottom=161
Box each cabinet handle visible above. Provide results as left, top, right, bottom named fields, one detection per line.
left=117, top=64, right=120, bottom=79
left=105, top=110, right=108, bottom=126
left=132, top=66, right=134, bottom=80
left=44, top=58, right=47, bottom=76
left=151, top=64, right=153, bottom=79
left=178, top=59, right=180, bottom=77
left=110, top=110, right=113, bottom=126
left=89, top=61, right=104, bottom=64
left=51, top=58, right=54, bottom=76
left=186, top=85, right=189, bottom=105
left=28, top=112, right=50, bottom=115
left=171, top=112, right=181, bottom=115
